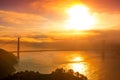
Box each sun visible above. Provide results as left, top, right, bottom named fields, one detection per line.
left=65, top=5, right=96, bottom=30
left=72, top=57, right=83, bottom=62
left=70, top=57, right=84, bottom=63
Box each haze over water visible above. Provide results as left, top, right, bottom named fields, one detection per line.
left=13, top=51, right=120, bottom=80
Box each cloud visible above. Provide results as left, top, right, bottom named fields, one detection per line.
left=29, top=0, right=120, bottom=16
left=94, top=13, right=120, bottom=29
left=0, top=0, right=120, bottom=14
left=29, top=0, right=73, bottom=20
left=0, top=25, right=6, bottom=30
left=0, top=0, right=34, bottom=12
left=0, top=10, right=46, bottom=25
left=1, top=30, right=120, bottom=51
left=0, top=10, right=51, bottom=33
left=0, top=9, right=67, bottom=34
left=81, top=0, right=120, bottom=13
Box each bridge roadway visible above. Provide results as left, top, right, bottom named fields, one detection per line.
left=10, top=49, right=81, bottom=53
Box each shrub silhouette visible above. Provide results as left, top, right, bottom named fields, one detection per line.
left=1, top=68, right=87, bottom=80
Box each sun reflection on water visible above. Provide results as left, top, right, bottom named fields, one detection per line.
left=67, top=56, right=88, bottom=75
left=68, top=63, right=88, bottom=75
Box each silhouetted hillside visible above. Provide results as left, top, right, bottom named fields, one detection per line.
left=0, top=49, right=18, bottom=77
left=0, top=68, right=87, bottom=80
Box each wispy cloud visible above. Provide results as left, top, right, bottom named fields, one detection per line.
left=0, top=10, right=50, bottom=33
left=80, top=0, right=120, bottom=13
left=0, top=10, right=47, bottom=25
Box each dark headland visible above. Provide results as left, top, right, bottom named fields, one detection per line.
left=0, top=49, right=18, bottom=77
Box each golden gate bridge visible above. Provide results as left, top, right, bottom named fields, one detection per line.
left=11, top=37, right=105, bottom=61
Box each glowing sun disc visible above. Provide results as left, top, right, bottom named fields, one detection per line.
left=65, top=5, right=96, bottom=30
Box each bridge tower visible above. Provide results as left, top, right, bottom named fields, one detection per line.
left=17, top=37, right=20, bottom=59
left=102, top=39, right=105, bottom=61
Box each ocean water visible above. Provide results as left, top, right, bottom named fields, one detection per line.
left=13, top=51, right=120, bottom=80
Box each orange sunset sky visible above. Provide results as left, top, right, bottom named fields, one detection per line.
left=0, top=0, right=120, bottom=50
